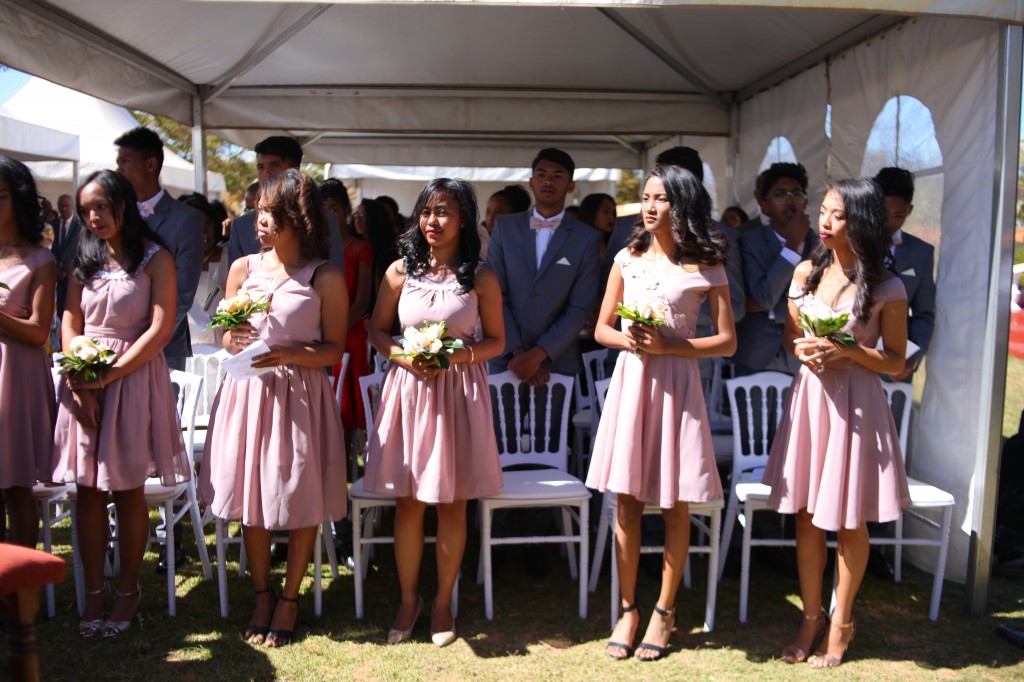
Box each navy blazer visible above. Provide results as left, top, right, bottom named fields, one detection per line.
left=227, top=210, right=346, bottom=275
left=51, top=215, right=82, bottom=314
left=893, top=231, right=936, bottom=357
left=486, top=211, right=601, bottom=376
left=145, top=193, right=205, bottom=361
left=732, top=223, right=819, bottom=372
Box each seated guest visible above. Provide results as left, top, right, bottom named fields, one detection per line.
left=873, top=167, right=935, bottom=380
left=719, top=206, right=749, bottom=230
left=733, top=162, right=819, bottom=375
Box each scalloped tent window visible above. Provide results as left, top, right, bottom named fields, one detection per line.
left=758, top=137, right=799, bottom=173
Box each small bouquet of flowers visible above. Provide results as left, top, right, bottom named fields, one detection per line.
left=798, top=309, right=855, bottom=345
left=389, top=320, right=464, bottom=369
left=617, top=299, right=669, bottom=356
left=56, top=335, right=117, bottom=382
left=206, top=288, right=272, bottom=330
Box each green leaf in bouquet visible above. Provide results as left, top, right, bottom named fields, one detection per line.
left=436, top=354, right=451, bottom=370
left=0, top=281, right=9, bottom=291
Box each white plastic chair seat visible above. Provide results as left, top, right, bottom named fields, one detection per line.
left=734, top=481, right=772, bottom=503
left=571, top=409, right=591, bottom=428
left=485, top=470, right=589, bottom=500
left=906, top=478, right=955, bottom=506
left=349, top=477, right=399, bottom=501
left=141, top=479, right=189, bottom=501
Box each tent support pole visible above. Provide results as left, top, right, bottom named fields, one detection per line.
left=968, top=23, right=1022, bottom=617
left=192, top=95, right=208, bottom=196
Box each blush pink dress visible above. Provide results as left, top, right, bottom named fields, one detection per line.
left=362, top=269, right=503, bottom=503
left=0, top=248, right=56, bottom=487
left=762, top=275, right=912, bottom=531
left=199, top=254, right=347, bottom=530
left=586, top=249, right=725, bottom=508
left=52, top=244, right=189, bottom=490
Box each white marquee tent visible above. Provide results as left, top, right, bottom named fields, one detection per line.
left=0, top=76, right=225, bottom=200
left=0, top=104, right=79, bottom=171
left=0, top=0, right=1020, bottom=615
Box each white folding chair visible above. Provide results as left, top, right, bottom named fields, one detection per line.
left=715, top=371, right=793, bottom=622
left=349, top=370, right=459, bottom=619
left=868, top=382, right=954, bottom=621
left=571, top=349, right=612, bottom=480
left=477, top=371, right=590, bottom=620
left=33, top=481, right=72, bottom=617
left=187, top=348, right=230, bottom=463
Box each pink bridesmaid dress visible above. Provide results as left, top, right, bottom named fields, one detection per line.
left=0, top=248, right=56, bottom=487
left=762, top=275, right=912, bottom=531
left=52, top=244, right=189, bottom=490
left=586, top=249, right=725, bottom=508
left=200, top=254, right=347, bottom=530
left=362, top=269, right=502, bottom=503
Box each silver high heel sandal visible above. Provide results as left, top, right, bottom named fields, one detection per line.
left=100, top=584, right=141, bottom=637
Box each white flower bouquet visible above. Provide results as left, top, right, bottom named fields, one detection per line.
left=389, top=320, right=465, bottom=369
left=56, top=335, right=117, bottom=382
left=617, top=299, right=670, bottom=356
left=798, top=306, right=855, bottom=345
left=206, top=288, right=272, bottom=330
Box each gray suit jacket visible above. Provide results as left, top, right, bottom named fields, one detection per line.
left=732, top=223, right=819, bottom=372
left=227, top=210, right=346, bottom=275
left=146, top=193, right=205, bottom=361
left=51, top=215, right=82, bottom=314
left=602, top=214, right=745, bottom=330
left=487, top=211, right=601, bottom=376
left=892, top=231, right=936, bottom=357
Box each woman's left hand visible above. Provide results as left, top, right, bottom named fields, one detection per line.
left=627, top=321, right=669, bottom=355
left=251, top=344, right=295, bottom=368
left=66, top=372, right=107, bottom=392
left=794, top=337, right=843, bottom=373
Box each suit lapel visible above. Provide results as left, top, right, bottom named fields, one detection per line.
left=516, top=215, right=538, bottom=280
left=145, top=192, right=171, bottom=234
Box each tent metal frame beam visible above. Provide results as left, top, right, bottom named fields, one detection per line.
left=0, top=0, right=196, bottom=95
left=217, top=84, right=709, bottom=102
left=736, top=14, right=903, bottom=101
left=968, top=22, right=1022, bottom=616
left=597, top=7, right=731, bottom=111
left=202, top=3, right=332, bottom=104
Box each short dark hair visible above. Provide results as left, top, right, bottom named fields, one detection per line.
left=654, top=146, right=704, bottom=182
left=320, top=178, right=352, bottom=213
left=532, top=148, right=575, bottom=178
left=113, top=126, right=164, bottom=172
left=497, top=185, right=531, bottom=213
left=761, top=162, right=808, bottom=196
left=874, top=167, right=915, bottom=204
left=254, top=136, right=303, bottom=166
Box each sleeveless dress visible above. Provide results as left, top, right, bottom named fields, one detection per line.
left=0, top=248, right=56, bottom=487
left=585, top=249, right=725, bottom=508
left=199, top=254, right=347, bottom=530
left=762, top=275, right=912, bottom=531
left=362, top=269, right=503, bottom=503
left=52, top=244, right=189, bottom=490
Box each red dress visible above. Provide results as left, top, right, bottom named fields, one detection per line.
left=332, top=238, right=372, bottom=431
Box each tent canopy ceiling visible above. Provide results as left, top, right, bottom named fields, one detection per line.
left=0, top=0, right=1018, bottom=166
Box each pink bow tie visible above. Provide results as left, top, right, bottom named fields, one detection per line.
left=891, top=234, right=902, bottom=246
left=530, top=216, right=560, bottom=230
left=138, top=202, right=155, bottom=218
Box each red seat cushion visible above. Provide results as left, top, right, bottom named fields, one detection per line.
left=0, top=544, right=66, bottom=593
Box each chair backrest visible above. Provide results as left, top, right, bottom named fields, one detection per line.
left=579, top=348, right=611, bottom=405
left=333, top=351, right=352, bottom=406
left=488, top=370, right=574, bottom=470
left=359, top=371, right=387, bottom=448
left=594, top=377, right=612, bottom=417
left=51, top=367, right=62, bottom=393
left=188, top=348, right=230, bottom=417
left=370, top=339, right=397, bottom=375
left=169, top=370, right=204, bottom=462
left=882, top=381, right=913, bottom=462
left=725, top=371, right=793, bottom=478
left=699, top=357, right=730, bottom=430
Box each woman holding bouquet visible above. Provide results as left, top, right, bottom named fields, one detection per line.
left=52, top=169, right=187, bottom=637
left=363, top=178, right=504, bottom=647
left=0, top=156, right=56, bottom=548
left=199, top=169, right=348, bottom=648
left=585, top=164, right=735, bottom=661
left=763, top=178, right=910, bottom=668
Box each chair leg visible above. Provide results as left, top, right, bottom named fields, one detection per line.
left=482, top=503, right=494, bottom=621
left=322, top=521, right=339, bottom=579
left=894, top=516, right=904, bottom=583
left=930, top=506, right=953, bottom=621
left=718, top=499, right=738, bottom=581
left=610, top=522, right=620, bottom=629
left=215, top=518, right=229, bottom=619
left=578, top=500, right=589, bottom=620
left=352, top=501, right=364, bottom=620
left=588, top=496, right=610, bottom=593
left=739, top=500, right=753, bottom=623
left=165, top=500, right=176, bottom=617
left=71, top=505, right=84, bottom=616
left=39, top=499, right=55, bottom=619
left=705, top=507, right=720, bottom=632
left=561, top=507, right=578, bottom=580
left=314, top=525, right=323, bottom=618
left=187, top=485, right=213, bottom=580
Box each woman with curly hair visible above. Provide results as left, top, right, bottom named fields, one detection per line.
left=200, top=169, right=349, bottom=647
left=586, top=163, right=735, bottom=661
left=362, top=178, right=504, bottom=648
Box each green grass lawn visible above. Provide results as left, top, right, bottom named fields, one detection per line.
left=19, top=512, right=1024, bottom=682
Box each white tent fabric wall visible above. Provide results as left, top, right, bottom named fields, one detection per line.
left=1, top=78, right=225, bottom=199
left=0, top=108, right=79, bottom=164
left=829, top=17, right=1001, bottom=583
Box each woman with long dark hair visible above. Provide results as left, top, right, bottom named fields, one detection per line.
left=586, top=164, right=735, bottom=661
left=0, top=155, right=57, bottom=548
left=363, top=178, right=504, bottom=648
left=52, top=169, right=186, bottom=637
left=763, top=177, right=910, bottom=668
left=353, top=197, right=398, bottom=306
left=200, top=169, right=348, bottom=647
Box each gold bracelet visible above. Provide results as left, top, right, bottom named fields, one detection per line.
left=468, top=345, right=475, bottom=364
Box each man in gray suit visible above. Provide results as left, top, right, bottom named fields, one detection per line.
left=602, top=146, right=745, bottom=333
left=51, top=193, right=82, bottom=320
left=875, top=167, right=936, bottom=380
left=226, top=136, right=345, bottom=275
left=487, top=148, right=600, bottom=384
left=733, top=162, right=820, bottom=375
left=114, top=126, right=204, bottom=372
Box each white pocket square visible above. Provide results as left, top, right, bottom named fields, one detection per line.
left=556, top=256, right=571, bottom=266
left=900, top=267, right=917, bottom=276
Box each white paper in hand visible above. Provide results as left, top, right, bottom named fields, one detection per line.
left=221, top=340, right=275, bottom=381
